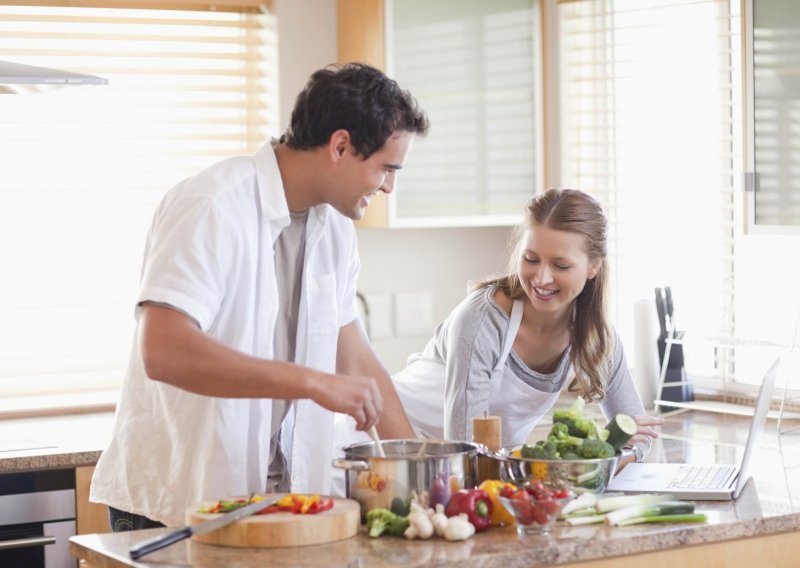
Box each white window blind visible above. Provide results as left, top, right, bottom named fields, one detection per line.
left=557, top=0, right=739, bottom=380
left=387, top=0, right=541, bottom=225
left=0, top=3, right=278, bottom=397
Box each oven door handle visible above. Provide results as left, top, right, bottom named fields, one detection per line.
left=0, top=535, right=56, bottom=550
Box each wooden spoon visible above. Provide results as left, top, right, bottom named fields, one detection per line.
left=368, top=426, right=386, bottom=458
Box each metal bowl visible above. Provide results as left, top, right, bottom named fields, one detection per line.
left=492, top=445, right=622, bottom=494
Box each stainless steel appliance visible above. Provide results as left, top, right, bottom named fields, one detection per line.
left=0, top=469, right=76, bottom=568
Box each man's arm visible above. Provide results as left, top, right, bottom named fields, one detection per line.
left=139, top=303, right=383, bottom=429
left=336, top=318, right=416, bottom=439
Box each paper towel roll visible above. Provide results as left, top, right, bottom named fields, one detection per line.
left=633, top=298, right=661, bottom=410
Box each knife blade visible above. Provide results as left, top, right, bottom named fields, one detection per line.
left=128, top=494, right=282, bottom=560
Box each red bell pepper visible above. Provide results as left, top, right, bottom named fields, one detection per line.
left=445, top=489, right=493, bottom=533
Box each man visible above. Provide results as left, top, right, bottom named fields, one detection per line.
left=90, top=63, right=429, bottom=529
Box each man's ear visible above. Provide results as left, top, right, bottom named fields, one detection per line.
left=328, top=129, right=351, bottom=161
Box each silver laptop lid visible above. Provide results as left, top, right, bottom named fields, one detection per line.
left=732, top=357, right=780, bottom=498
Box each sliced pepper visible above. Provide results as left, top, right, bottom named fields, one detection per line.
left=478, top=480, right=517, bottom=527
left=445, top=489, right=493, bottom=533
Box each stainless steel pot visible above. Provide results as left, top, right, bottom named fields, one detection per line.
left=333, top=439, right=483, bottom=521
left=491, top=445, right=624, bottom=493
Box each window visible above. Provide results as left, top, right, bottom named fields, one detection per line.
left=0, top=2, right=278, bottom=399
left=385, top=0, right=543, bottom=226
left=556, top=0, right=741, bottom=384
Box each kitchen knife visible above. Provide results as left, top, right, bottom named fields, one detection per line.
left=128, top=494, right=282, bottom=560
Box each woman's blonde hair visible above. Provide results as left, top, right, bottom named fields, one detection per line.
left=475, top=188, right=611, bottom=401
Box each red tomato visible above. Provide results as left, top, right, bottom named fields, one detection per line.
left=532, top=504, right=549, bottom=525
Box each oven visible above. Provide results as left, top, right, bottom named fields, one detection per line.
left=0, top=469, right=76, bottom=568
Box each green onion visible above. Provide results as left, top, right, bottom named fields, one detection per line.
left=595, top=493, right=673, bottom=513
left=605, top=501, right=696, bottom=526
left=616, top=514, right=708, bottom=526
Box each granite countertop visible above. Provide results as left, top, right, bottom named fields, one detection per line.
left=0, top=411, right=115, bottom=472
left=69, top=411, right=800, bottom=567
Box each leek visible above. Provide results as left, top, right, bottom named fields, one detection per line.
left=561, top=492, right=597, bottom=516
left=605, top=501, right=696, bottom=526
left=595, top=493, right=673, bottom=513
left=616, top=514, right=708, bottom=526
left=565, top=514, right=606, bottom=526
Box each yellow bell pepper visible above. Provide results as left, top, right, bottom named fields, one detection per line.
left=477, top=479, right=516, bottom=526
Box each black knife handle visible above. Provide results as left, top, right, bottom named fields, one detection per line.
left=129, top=526, right=192, bottom=560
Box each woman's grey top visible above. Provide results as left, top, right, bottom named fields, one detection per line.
left=410, top=285, right=651, bottom=459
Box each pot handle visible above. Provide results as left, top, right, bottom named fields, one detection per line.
left=331, top=458, right=371, bottom=471
left=477, top=445, right=508, bottom=462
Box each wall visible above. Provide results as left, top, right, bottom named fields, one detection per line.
left=274, top=0, right=514, bottom=373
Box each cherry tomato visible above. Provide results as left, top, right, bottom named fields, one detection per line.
left=532, top=504, right=549, bottom=525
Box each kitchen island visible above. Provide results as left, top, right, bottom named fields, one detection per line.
left=69, top=411, right=800, bottom=567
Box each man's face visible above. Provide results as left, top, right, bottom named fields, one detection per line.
left=332, top=131, right=415, bottom=220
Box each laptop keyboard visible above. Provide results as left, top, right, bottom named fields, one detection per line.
left=668, top=465, right=737, bottom=490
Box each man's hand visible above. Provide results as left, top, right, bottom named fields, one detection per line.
left=310, top=373, right=384, bottom=432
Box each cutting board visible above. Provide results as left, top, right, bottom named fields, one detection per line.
left=186, top=495, right=360, bottom=548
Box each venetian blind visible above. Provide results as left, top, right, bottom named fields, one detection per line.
left=0, top=3, right=278, bottom=397
left=386, top=0, right=541, bottom=226
left=557, top=0, right=738, bottom=379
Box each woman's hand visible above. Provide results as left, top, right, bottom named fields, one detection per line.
left=616, top=415, right=664, bottom=471
left=626, top=414, right=664, bottom=446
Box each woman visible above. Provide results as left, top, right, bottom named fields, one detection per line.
left=392, top=188, right=660, bottom=464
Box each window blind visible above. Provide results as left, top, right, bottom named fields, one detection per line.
left=557, top=0, right=738, bottom=381
left=0, top=3, right=278, bottom=397
left=387, top=0, right=541, bottom=225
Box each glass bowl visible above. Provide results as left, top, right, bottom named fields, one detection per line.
left=497, top=481, right=575, bottom=536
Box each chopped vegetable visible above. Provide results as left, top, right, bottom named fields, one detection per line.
left=606, top=414, right=638, bottom=452
left=604, top=500, right=695, bottom=526
left=478, top=479, right=517, bottom=526
left=366, top=508, right=410, bottom=537
left=445, top=489, right=493, bottom=533
left=199, top=494, right=333, bottom=515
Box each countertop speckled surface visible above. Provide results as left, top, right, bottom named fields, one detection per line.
left=67, top=411, right=800, bottom=567
left=0, top=411, right=114, bottom=472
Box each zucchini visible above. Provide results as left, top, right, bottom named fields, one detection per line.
left=606, top=414, right=638, bottom=452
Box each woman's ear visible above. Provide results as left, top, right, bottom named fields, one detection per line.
left=587, top=258, right=603, bottom=280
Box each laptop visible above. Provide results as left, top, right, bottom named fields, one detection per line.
left=607, top=358, right=779, bottom=500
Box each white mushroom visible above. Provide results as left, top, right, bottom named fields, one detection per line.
left=404, top=509, right=434, bottom=540
left=430, top=504, right=449, bottom=537
left=443, top=514, right=475, bottom=541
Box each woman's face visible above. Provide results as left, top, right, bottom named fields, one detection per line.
left=516, top=224, right=602, bottom=317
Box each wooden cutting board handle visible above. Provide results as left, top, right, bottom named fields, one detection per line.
left=186, top=496, right=360, bottom=548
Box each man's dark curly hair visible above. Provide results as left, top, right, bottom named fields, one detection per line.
left=281, top=62, right=429, bottom=159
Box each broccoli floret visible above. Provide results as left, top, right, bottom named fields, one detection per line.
left=553, top=398, right=611, bottom=440
left=552, top=398, right=597, bottom=438
left=561, top=451, right=581, bottom=460
left=577, top=438, right=616, bottom=459
left=521, top=440, right=560, bottom=460
left=549, top=422, right=584, bottom=447
left=366, top=508, right=410, bottom=538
